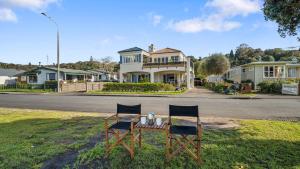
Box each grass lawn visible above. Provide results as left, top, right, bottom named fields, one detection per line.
left=0, top=88, right=53, bottom=93
left=87, top=90, right=187, bottom=95
left=0, top=108, right=299, bottom=169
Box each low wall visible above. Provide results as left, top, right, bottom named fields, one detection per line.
left=61, top=82, right=106, bottom=92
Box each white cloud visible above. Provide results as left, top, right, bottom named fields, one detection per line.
left=0, top=0, right=59, bottom=22
left=168, top=17, right=241, bottom=33
left=100, top=35, right=126, bottom=46
left=168, top=0, right=260, bottom=33
left=0, top=8, right=17, bottom=22
left=206, top=0, right=260, bottom=17
left=184, top=7, right=189, bottom=13
left=148, top=12, right=163, bottom=26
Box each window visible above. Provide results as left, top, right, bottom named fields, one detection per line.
left=154, top=58, right=157, bottom=63
left=158, top=58, right=161, bottom=63
left=48, top=73, right=56, bottom=80
left=275, top=66, right=284, bottom=77
left=242, top=68, right=246, bottom=73
left=28, top=75, right=37, bottom=83
left=165, top=57, right=168, bottom=63
left=288, top=68, right=297, bottom=78
left=171, top=56, right=179, bottom=62
left=264, top=66, right=284, bottom=78
left=134, top=54, right=141, bottom=62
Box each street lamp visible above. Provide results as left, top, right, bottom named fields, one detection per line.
left=41, top=12, right=60, bottom=92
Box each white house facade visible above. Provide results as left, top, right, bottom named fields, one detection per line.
left=18, top=67, right=95, bottom=84
left=118, top=44, right=194, bottom=88
left=240, top=60, right=300, bottom=89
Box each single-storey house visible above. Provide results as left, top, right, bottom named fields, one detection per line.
left=236, top=60, right=300, bottom=89
left=0, top=68, right=24, bottom=85
left=86, top=70, right=118, bottom=82
left=17, top=67, right=95, bottom=84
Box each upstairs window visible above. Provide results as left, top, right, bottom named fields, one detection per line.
left=171, top=56, right=179, bottom=62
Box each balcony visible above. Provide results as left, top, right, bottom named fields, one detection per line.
left=143, top=61, right=186, bottom=68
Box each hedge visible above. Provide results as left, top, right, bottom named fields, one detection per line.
left=257, top=80, right=295, bottom=94
left=102, top=83, right=175, bottom=92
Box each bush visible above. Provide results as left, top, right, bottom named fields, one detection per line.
left=204, top=82, right=227, bottom=93
left=102, top=83, right=175, bottom=92
left=257, top=80, right=291, bottom=94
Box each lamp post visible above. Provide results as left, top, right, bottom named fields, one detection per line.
left=41, top=12, right=60, bottom=92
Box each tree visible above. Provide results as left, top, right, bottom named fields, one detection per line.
left=204, top=53, right=230, bottom=75
left=263, top=0, right=300, bottom=40
left=261, top=55, right=275, bottom=61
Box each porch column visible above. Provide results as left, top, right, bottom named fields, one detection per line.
left=119, top=72, right=124, bottom=83
left=186, top=57, right=191, bottom=89
left=177, top=73, right=181, bottom=87
left=150, top=72, right=155, bottom=83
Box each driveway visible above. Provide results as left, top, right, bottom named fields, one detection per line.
left=0, top=88, right=299, bottom=120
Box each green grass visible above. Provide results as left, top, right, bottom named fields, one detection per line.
left=87, top=90, right=187, bottom=95
left=0, top=88, right=54, bottom=93
left=0, top=108, right=299, bottom=169
left=0, top=108, right=103, bottom=169
left=76, top=120, right=300, bottom=169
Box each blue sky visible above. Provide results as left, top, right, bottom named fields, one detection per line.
left=0, top=0, right=298, bottom=64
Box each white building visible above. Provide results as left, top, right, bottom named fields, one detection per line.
left=118, top=44, right=194, bottom=88
left=241, top=61, right=300, bottom=89
left=0, top=68, right=24, bottom=85
left=18, top=67, right=94, bottom=84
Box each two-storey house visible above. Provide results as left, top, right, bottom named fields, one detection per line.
left=118, top=44, right=194, bottom=88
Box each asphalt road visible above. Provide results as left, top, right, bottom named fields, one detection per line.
left=0, top=93, right=299, bottom=120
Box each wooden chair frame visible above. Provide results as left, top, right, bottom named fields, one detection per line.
left=166, top=107, right=203, bottom=164
left=104, top=110, right=141, bottom=159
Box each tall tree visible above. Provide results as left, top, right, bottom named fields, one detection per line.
left=204, top=53, right=230, bottom=75
left=263, top=0, right=300, bottom=40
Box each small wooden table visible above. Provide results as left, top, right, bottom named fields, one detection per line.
left=134, top=119, right=168, bottom=148
left=135, top=120, right=167, bottom=130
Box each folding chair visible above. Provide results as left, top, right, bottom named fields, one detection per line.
left=104, top=104, right=141, bottom=159
left=166, top=105, right=202, bottom=164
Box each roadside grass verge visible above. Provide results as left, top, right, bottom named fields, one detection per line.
left=87, top=90, right=187, bottom=96
left=0, top=108, right=299, bottom=169
left=0, top=88, right=53, bottom=93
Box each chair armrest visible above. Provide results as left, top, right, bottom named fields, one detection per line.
left=104, top=114, right=117, bottom=130
left=105, top=114, right=117, bottom=120
left=131, top=114, right=141, bottom=123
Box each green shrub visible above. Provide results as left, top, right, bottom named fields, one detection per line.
left=257, top=80, right=290, bottom=94
left=102, top=83, right=175, bottom=92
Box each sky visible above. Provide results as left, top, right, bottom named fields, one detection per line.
left=0, top=0, right=299, bottom=64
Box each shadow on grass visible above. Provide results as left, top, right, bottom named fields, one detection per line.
left=0, top=116, right=104, bottom=169
left=76, top=127, right=300, bottom=169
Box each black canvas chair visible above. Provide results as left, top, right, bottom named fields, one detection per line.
left=166, top=105, right=202, bottom=163
left=104, top=104, right=141, bottom=159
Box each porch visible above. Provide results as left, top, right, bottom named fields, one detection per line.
left=121, top=71, right=186, bottom=87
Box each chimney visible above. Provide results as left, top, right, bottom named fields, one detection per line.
left=148, top=44, right=156, bottom=53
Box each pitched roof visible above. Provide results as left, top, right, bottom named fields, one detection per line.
left=151, top=48, right=182, bottom=54
left=0, top=68, right=25, bottom=77
left=118, top=47, right=145, bottom=53
left=43, top=67, right=91, bottom=74
left=18, top=67, right=92, bottom=76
